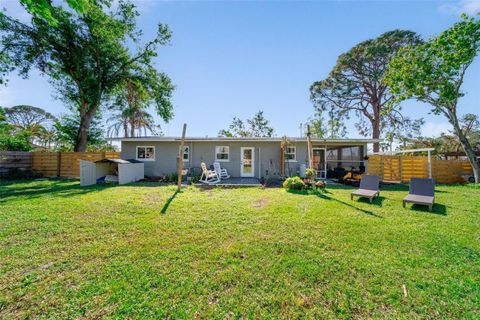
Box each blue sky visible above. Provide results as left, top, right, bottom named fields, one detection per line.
left=1, top=0, right=479, bottom=138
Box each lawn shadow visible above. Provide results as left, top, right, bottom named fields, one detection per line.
left=161, top=189, right=181, bottom=214
left=406, top=203, right=447, bottom=216
left=0, top=179, right=113, bottom=203
left=287, top=189, right=384, bottom=218
left=354, top=196, right=385, bottom=207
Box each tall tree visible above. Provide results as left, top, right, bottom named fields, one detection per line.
left=310, top=30, right=423, bottom=152
left=0, top=0, right=173, bottom=151
left=218, top=111, right=274, bottom=138
left=386, top=15, right=480, bottom=183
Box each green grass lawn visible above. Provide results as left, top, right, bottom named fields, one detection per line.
left=1, top=180, right=479, bottom=319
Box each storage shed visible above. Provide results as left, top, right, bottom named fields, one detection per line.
left=80, top=158, right=144, bottom=186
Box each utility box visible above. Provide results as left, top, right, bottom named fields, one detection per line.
left=80, top=158, right=144, bottom=186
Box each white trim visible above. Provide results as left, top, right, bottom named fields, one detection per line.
left=313, top=148, right=327, bottom=180
left=240, top=147, right=255, bottom=177
left=284, top=146, right=297, bottom=162
left=182, top=145, right=190, bottom=162
left=113, top=136, right=382, bottom=144
left=136, top=146, right=155, bottom=161
left=215, top=146, right=230, bottom=162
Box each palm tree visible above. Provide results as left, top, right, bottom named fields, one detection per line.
left=107, top=79, right=161, bottom=138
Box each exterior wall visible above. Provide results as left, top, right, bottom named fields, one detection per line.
left=122, top=141, right=179, bottom=177
left=121, top=140, right=367, bottom=178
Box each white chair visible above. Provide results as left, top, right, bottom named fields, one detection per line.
left=199, top=162, right=221, bottom=184
left=213, top=162, right=230, bottom=179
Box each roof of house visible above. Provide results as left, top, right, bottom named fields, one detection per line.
left=111, top=136, right=382, bottom=144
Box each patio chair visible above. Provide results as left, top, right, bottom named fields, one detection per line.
left=350, top=175, right=380, bottom=203
left=403, top=178, right=435, bottom=212
left=213, top=161, right=231, bottom=179
left=199, top=162, right=221, bottom=185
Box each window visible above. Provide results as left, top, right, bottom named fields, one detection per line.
left=215, top=146, right=230, bottom=161
left=182, top=146, right=189, bottom=161
left=285, top=146, right=296, bottom=162
left=136, top=146, right=155, bottom=161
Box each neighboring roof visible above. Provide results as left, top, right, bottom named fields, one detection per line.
left=94, top=158, right=142, bottom=164
left=110, top=136, right=382, bottom=144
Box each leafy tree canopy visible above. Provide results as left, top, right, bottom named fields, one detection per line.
left=18, top=0, right=90, bottom=26
left=385, top=15, right=480, bottom=182
left=0, top=0, right=173, bottom=151
left=4, top=105, right=56, bottom=129
left=310, top=30, right=423, bottom=152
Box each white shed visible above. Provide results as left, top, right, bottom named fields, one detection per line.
left=80, top=158, right=144, bottom=186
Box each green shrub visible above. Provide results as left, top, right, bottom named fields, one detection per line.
left=305, top=168, right=317, bottom=180
left=283, top=176, right=306, bottom=190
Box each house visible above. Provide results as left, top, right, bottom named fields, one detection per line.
left=118, top=136, right=380, bottom=179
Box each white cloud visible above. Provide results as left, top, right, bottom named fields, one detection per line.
left=421, top=121, right=452, bottom=137
left=439, top=0, right=480, bottom=16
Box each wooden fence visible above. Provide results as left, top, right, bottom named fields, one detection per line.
left=367, top=155, right=473, bottom=184
left=32, top=152, right=120, bottom=177
left=0, top=151, right=33, bottom=177
left=1, top=151, right=120, bottom=178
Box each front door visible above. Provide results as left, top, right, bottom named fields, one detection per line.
left=240, top=147, right=255, bottom=177
left=312, top=148, right=327, bottom=179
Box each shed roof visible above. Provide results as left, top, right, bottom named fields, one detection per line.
left=94, top=158, right=142, bottom=164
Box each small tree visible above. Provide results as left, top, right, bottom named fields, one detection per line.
left=218, top=111, right=274, bottom=137
left=310, top=30, right=423, bottom=152
left=0, top=107, right=32, bottom=151
left=386, top=15, right=480, bottom=183
left=306, top=109, right=347, bottom=139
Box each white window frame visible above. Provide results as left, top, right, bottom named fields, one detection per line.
left=136, top=146, right=155, bottom=161
left=182, top=146, right=190, bottom=162
left=284, top=146, right=297, bottom=162
left=215, top=146, right=230, bottom=162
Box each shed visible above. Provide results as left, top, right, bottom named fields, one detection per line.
left=80, top=158, right=144, bottom=186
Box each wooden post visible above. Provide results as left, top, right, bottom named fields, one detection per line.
left=177, top=123, right=187, bottom=190
left=280, top=137, right=285, bottom=177
left=306, top=125, right=313, bottom=169
left=56, top=152, right=61, bottom=177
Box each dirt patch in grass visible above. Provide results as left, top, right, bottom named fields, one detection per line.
left=252, top=197, right=270, bottom=209
left=144, top=193, right=164, bottom=203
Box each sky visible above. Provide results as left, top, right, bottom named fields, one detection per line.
left=0, top=0, right=479, bottom=139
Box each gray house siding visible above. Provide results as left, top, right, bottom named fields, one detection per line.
left=121, top=139, right=370, bottom=178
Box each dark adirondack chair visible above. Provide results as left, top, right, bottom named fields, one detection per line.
left=403, top=178, right=435, bottom=212
left=351, top=175, right=380, bottom=203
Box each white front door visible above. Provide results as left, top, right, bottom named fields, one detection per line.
left=240, top=147, right=255, bottom=177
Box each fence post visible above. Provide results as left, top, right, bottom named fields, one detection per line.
left=56, top=152, right=61, bottom=177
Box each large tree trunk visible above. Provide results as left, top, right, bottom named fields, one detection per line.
left=371, top=119, right=381, bottom=153
left=74, top=108, right=95, bottom=152
left=449, top=109, right=480, bottom=183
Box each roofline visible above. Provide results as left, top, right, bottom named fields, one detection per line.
left=109, top=136, right=382, bottom=144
